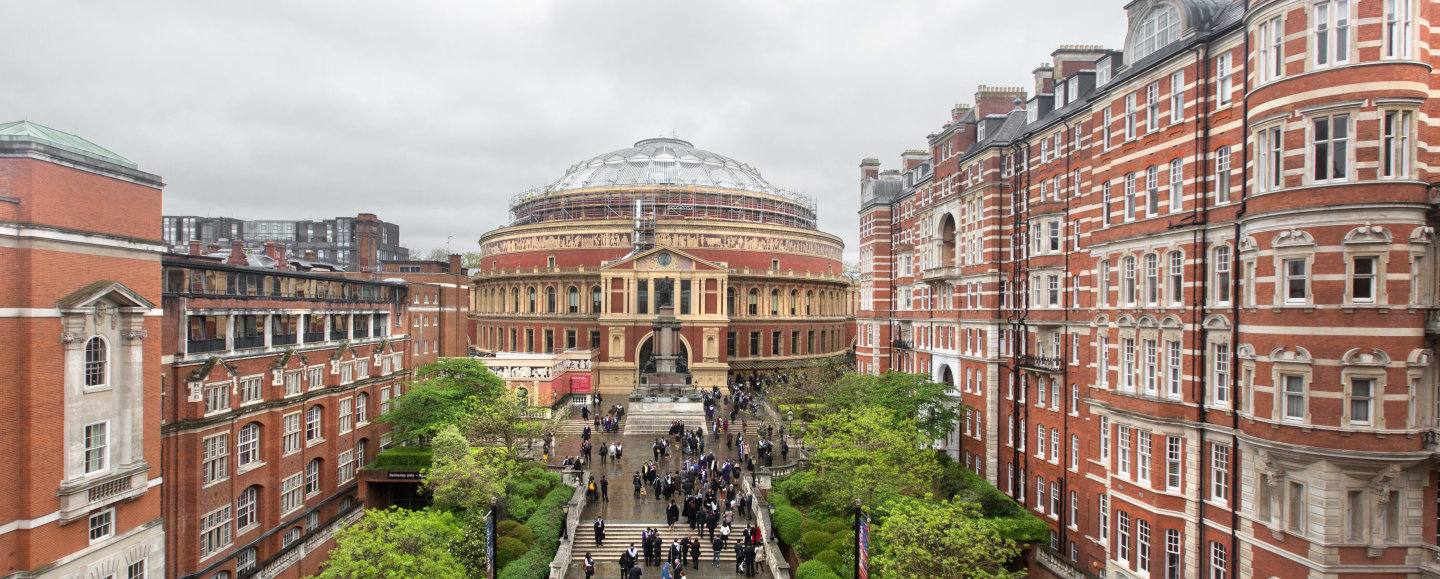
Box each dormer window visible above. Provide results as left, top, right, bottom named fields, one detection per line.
left=1096, top=59, right=1112, bottom=86
left=977, top=122, right=987, bottom=141
left=1129, top=3, right=1181, bottom=62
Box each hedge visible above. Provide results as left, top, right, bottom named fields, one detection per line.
left=367, top=446, right=434, bottom=470
left=495, top=536, right=529, bottom=570
left=800, top=531, right=834, bottom=558
left=497, top=484, right=574, bottom=579
left=502, top=522, right=535, bottom=546
left=814, top=550, right=846, bottom=577
left=773, top=506, right=804, bottom=545
left=795, top=559, right=843, bottom=579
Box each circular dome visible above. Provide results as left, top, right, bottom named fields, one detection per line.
left=548, top=137, right=781, bottom=195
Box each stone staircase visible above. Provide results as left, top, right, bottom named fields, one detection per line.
left=570, top=520, right=757, bottom=568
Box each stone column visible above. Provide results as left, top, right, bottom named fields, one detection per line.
left=119, top=314, right=148, bottom=469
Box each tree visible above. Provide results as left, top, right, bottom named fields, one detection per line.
left=458, top=391, right=562, bottom=455
left=813, top=372, right=966, bottom=444
left=803, top=406, right=939, bottom=513
left=380, top=359, right=506, bottom=443
left=872, top=498, right=1027, bottom=579
left=424, top=425, right=517, bottom=512
left=317, top=507, right=465, bottom=579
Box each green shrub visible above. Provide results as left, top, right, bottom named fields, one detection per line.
left=503, top=523, right=534, bottom=546
left=800, top=518, right=823, bottom=536
left=814, top=550, right=847, bottom=577
left=495, top=536, right=529, bottom=570
left=821, top=521, right=848, bottom=535
left=800, top=530, right=834, bottom=558
left=367, top=446, right=434, bottom=470
left=496, top=520, right=522, bottom=537
left=795, top=559, right=842, bottom=579
left=769, top=491, right=790, bottom=509
left=778, top=471, right=821, bottom=507
left=773, top=506, right=804, bottom=545
left=498, top=485, right=574, bottom=579
left=826, top=536, right=850, bottom=556
left=507, top=497, right=537, bottom=521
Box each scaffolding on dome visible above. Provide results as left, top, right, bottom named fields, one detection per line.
left=508, top=185, right=819, bottom=230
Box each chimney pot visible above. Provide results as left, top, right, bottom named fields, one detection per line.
left=226, top=239, right=247, bottom=266
left=188, top=239, right=202, bottom=255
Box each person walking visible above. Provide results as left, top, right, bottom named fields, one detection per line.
left=688, top=535, right=700, bottom=570
left=666, top=500, right=679, bottom=529
left=593, top=517, right=606, bottom=546
left=634, top=472, right=643, bottom=498
left=600, top=475, right=609, bottom=503
left=583, top=552, right=595, bottom=579
left=743, top=543, right=757, bottom=577
left=711, top=535, right=723, bottom=567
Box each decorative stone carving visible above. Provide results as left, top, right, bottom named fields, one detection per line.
left=121, top=329, right=148, bottom=341
left=61, top=332, right=83, bottom=344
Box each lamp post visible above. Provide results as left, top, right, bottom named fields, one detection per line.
left=560, top=503, right=570, bottom=540
left=767, top=503, right=777, bottom=543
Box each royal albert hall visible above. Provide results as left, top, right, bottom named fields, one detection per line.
left=471, top=138, right=855, bottom=400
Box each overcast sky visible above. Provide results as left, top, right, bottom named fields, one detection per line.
left=4, top=1, right=1126, bottom=262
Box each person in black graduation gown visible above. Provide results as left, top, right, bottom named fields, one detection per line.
left=666, top=501, right=680, bottom=529
left=593, top=517, right=606, bottom=545
left=688, top=536, right=700, bottom=570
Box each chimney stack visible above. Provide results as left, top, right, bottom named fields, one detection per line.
left=1033, top=64, right=1056, bottom=95
left=226, top=239, right=247, bottom=266
left=974, top=85, right=1028, bottom=119
left=860, top=158, right=881, bottom=182
left=448, top=253, right=463, bottom=274
left=901, top=150, right=929, bottom=171
left=305, top=249, right=316, bottom=261
left=275, top=243, right=289, bottom=271
left=188, top=239, right=202, bottom=255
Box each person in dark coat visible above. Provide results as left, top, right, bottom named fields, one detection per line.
left=642, top=533, right=654, bottom=567
left=780, top=439, right=788, bottom=462
left=733, top=541, right=744, bottom=573
left=669, top=540, right=682, bottom=565
left=634, top=472, right=643, bottom=498
left=593, top=517, right=606, bottom=545
left=679, top=536, right=691, bottom=567
left=650, top=533, right=664, bottom=566
left=627, top=563, right=643, bottom=579
left=600, top=476, right=609, bottom=502
left=711, top=535, right=723, bottom=567
left=688, top=536, right=700, bottom=570
left=619, top=546, right=634, bottom=576
left=666, top=501, right=680, bottom=529
left=743, top=544, right=757, bottom=577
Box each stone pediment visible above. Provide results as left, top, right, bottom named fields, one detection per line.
left=57, top=280, right=155, bottom=311
left=602, top=246, right=727, bottom=273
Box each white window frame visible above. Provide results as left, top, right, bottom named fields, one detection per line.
left=281, top=472, right=303, bottom=515
left=199, top=505, right=233, bottom=560
left=1313, top=0, right=1350, bottom=68
left=1384, top=0, right=1414, bottom=59
left=1216, top=53, right=1233, bottom=106
left=1382, top=110, right=1414, bottom=179
left=282, top=411, right=302, bottom=455
left=306, top=405, right=323, bottom=443
left=1310, top=114, right=1350, bottom=184
left=1169, top=70, right=1184, bottom=124
left=1211, top=443, right=1230, bottom=502
left=202, top=432, right=229, bottom=485
left=1166, top=436, right=1182, bottom=492
left=89, top=508, right=114, bottom=543
left=83, top=420, right=109, bottom=475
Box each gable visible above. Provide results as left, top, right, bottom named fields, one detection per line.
left=602, top=246, right=726, bottom=273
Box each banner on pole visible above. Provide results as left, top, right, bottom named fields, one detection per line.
left=857, top=512, right=870, bottom=579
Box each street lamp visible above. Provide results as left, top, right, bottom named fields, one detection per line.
left=767, top=503, right=777, bottom=543
left=560, top=504, right=570, bottom=539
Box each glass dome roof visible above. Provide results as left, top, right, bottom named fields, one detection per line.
left=548, top=138, right=783, bottom=195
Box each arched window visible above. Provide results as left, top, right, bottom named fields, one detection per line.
left=355, top=393, right=369, bottom=424
left=528, top=287, right=536, bottom=313
left=512, top=286, right=520, bottom=312
left=282, top=527, right=302, bottom=547
left=1167, top=251, right=1183, bottom=305
left=237, top=423, right=261, bottom=467
left=591, top=286, right=602, bottom=313
left=567, top=287, right=579, bottom=313
left=1144, top=253, right=1160, bottom=305
left=84, top=336, right=107, bottom=388
left=546, top=287, right=556, bottom=313
left=770, top=290, right=780, bottom=316
left=305, top=458, right=322, bottom=495
left=1129, top=3, right=1181, bottom=62
left=236, top=486, right=259, bottom=529
left=498, top=288, right=506, bottom=312
left=727, top=288, right=737, bottom=316
left=790, top=290, right=799, bottom=316
left=806, top=291, right=814, bottom=315
left=356, top=439, right=368, bottom=467
left=748, top=289, right=759, bottom=316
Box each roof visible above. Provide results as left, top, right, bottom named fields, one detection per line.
left=546, top=138, right=805, bottom=202
left=0, top=120, right=137, bottom=168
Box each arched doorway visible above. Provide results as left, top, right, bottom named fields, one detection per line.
left=637, top=335, right=691, bottom=374
left=939, top=364, right=954, bottom=388
left=939, top=214, right=957, bottom=266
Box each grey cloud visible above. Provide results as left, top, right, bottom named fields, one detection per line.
left=1, top=0, right=1126, bottom=261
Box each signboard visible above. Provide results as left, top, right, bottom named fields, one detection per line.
left=385, top=471, right=422, bottom=480
left=571, top=375, right=591, bottom=394
left=485, top=509, right=497, bottom=579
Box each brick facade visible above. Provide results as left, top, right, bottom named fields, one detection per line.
left=858, top=1, right=1440, bottom=577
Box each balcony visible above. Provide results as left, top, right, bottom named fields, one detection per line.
left=234, top=335, right=265, bottom=350
left=353, top=328, right=370, bottom=339
left=272, top=333, right=298, bottom=346
left=303, top=331, right=325, bottom=343
left=892, top=339, right=913, bottom=350
left=1426, top=308, right=1440, bottom=335
left=1032, top=545, right=1084, bottom=579
left=56, top=465, right=150, bottom=523
left=921, top=266, right=959, bottom=282
left=1017, top=354, right=1064, bottom=372
left=188, top=338, right=226, bottom=354
left=330, top=330, right=349, bottom=341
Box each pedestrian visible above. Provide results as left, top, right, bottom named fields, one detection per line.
left=711, top=535, right=723, bottom=567
left=689, top=535, right=700, bottom=570
left=593, top=517, right=606, bottom=546
left=584, top=552, right=595, bottom=579
left=660, top=562, right=671, bottom=579
left=634, top=472, right=643, bottom=498
left=744, top=543, right=757, bottom=577
left=666, top=501, right=679, bottom=529
left=600, top=475, right=609, bottom=503
left=628, top=562, right=643, bottom=579
left=733, top=541, right=744, bottom=573
left=669, top=540, right=682, bottom=566
left=679, top=536, right=691, bottom=567
left=780, top=439, right=788, bottom=462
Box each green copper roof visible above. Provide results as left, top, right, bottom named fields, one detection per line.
left=0, top=120, right=137, bottom=168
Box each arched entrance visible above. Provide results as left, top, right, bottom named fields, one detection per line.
left=637, top=335, right=690, bottom=375
left=939, top=364, right=954, bottom=388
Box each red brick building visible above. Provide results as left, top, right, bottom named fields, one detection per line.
left=0, top=120, right=167, bottom=578
left=858, top=1, right=1440, bottom=577
left=158, top=249, right=417, bottom=579
left=473, top=138, right=854, bottom=400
